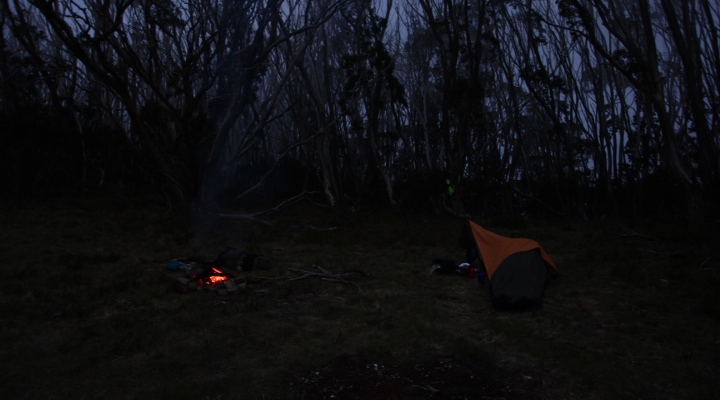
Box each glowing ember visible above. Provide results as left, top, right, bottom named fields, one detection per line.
left=192, top=266, right=231, bottom=286
left=208, top=275, right=229, bottom=284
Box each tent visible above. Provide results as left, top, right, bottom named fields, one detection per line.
left=466, top=221, right=559, bottom=310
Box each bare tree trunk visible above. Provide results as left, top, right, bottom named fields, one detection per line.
left=560, top=0, right=696, bottom=207
left=660, top=0, right=718, bottom=189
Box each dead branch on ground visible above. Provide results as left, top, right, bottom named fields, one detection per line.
left=287, top=264, right=367, bottom=289
left=287, top=223, right=338, bottom=231
left=694, top=255, right=720, bottom=274
left=616, top=226, right=660, bottom=242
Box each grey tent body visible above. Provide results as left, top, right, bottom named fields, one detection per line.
left=489, top=249, right=549, bottom=310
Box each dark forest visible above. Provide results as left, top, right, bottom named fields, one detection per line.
left=1, top=0, right=719, bottom=216
left=2, top=2, right=720, bottom=399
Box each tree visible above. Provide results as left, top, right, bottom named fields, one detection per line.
left=413, top=0, right=498, bottom=213
left=339, top=0, right=405, bottom=205
left=659, top=0, right=719, bottom=192
left=14, top=0, right=345, bottom=208
left=557, top=0, right=695, bottom=195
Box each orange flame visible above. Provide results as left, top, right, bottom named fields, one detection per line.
left=195, top=267, right=230, bottom=286
left=209, top=275, right=228, bottom=284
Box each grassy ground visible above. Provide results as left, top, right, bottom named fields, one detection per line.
left=1, top=191, right=719, bottom=399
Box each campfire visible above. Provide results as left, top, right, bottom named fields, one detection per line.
left=166, top=264, right=244, bottom=295
left=190, top=266, right=231, bottom=286
left=161, top=250, right=367, bottom=296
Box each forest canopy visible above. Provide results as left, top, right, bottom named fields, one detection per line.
left=1, top=0, right=718, bottom=218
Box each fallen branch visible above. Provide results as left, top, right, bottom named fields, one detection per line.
left=410, top=384, right=439, bottom=394
left=248, top=275, right=291, bottom=281
left=288, top=223, right=338, bottom=231
left=636, top=248, right=696, bottom=259
left=694, top=256, right=720, bottom=274
left=616, top=226, right=660, bottom=242
left=304, top=195, right=331, bottom=208
left=315, top=264, right=332, bottom=274
left=287, top=268, right=354, bottom=280
left=216, top=214, right=273, bottom=225
left=637, top=248, right=671, bottom=256
left=343, top=268, right=372, bottom=277
left=319, top=277, right=355, bottom=284
left=699, top=256, right=715, bottom=268
left=287, top=265, right=363, bottom=289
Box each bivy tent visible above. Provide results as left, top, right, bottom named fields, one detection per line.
left=464, top=221, right=559, bottom=310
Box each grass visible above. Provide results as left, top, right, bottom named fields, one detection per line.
left=1, top=191, right=719, bottom=399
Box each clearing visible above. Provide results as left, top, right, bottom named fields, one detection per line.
left=1, top=192, right=719, bottom=399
